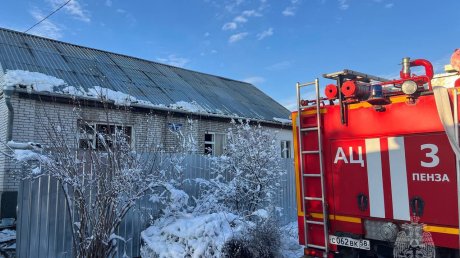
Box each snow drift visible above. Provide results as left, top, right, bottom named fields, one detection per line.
left=141, top=212, right=246, bottom=258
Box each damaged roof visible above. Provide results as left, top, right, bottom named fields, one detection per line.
left=0, top=27, right=290, bottom=122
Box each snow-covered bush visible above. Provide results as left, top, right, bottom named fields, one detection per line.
left=195, top=119, right=286, bottom=216
left=244, top=216, right=282, bottom=257
left=140, top=120, right=289, bottom=258
left=220, top=213, right=281, bottom=258
left=279, top=222, right=304, bottom=258
left=221, top=238, right=253, bottom=258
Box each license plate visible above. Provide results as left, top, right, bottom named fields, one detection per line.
left=329, top=235, right=370, bottom=250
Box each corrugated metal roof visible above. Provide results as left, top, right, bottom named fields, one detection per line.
left=0, top=28, right=290, bottom=122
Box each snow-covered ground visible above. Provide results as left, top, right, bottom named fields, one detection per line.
left=0, top=229, right=15, bottom=243
left=0, top=229, right=16, bottom=258
left=279, top=222, right=304, bottom=258
left=141, top=213, right=303, bottom=258
left=141, top=212, right=246, bottom=258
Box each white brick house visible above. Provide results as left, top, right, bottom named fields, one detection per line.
left=0, top=28, right=292, bottom=217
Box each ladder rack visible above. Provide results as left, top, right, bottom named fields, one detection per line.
left=296, top=79, right=329, bottom=257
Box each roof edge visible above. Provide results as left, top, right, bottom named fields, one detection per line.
left=14, top=88, right=290, bottom=127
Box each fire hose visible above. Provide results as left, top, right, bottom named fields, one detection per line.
left=433, top=86, right=460, bottom=250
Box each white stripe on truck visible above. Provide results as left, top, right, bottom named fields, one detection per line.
left=388, top=136, right=410, bottom=221
left=365, top=138, right=385, bottom=218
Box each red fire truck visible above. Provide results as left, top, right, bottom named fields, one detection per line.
left=293, top=56, right=460, bottom=257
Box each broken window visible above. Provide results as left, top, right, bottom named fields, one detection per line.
left=78, top=121, right=133, bottom=150
left=204, top=132, right=226, bottom=155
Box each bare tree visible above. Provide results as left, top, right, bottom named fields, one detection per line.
left=9, top=98, right=195, bottom=258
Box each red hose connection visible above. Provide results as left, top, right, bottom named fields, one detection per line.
left=388, top=58, right=434, bottom=90
left=410, top=59, right=434, bottom=80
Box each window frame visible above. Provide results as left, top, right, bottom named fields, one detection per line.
left=78, top=121, right=134, bottom=150
left=281, top=140, right=292, bottom=158
left=204, top=132, right=226, bottom=156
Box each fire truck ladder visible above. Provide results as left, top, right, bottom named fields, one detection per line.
left=296, top=79, right=329, bottom=256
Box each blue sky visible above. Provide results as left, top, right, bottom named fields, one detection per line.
left=0, top=0, right=459, bottom=110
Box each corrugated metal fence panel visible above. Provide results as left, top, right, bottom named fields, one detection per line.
left=17, top=176, right=73, bottom=258
left=277, top=158, right=297, bottom=225
left=17, top=155, right=296, bottom=258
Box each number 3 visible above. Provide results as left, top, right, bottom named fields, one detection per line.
left=421, top=144, right=439, bottom=168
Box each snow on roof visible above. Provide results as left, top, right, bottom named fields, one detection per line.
left=2, top=69, right=288, bottom=123
left=1, top=70, right=233, bottom=115
left=4, top=70, right=65, bottom=92
left=169, top=101, right=207, bottom=113
left=87, top=86, right=138, bottom=106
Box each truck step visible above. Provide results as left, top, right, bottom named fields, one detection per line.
left=300, top=127, right=318, bottom=132
left=304, top=197, right=323, bottom=201
left=307, top=244, right=326, bottom=250
left=302, top=150, right=319, bottom=154
left=306, top=220, right=324, bottom=225
left=303, top=173, right=321, bottom=177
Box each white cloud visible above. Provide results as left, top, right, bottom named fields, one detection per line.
left=157, top=55, right=190, bottom=68
left=282, top=7, right=295, bottom=16
left=257, top=27, right=273, bottom=40
left=222, top=9, right=262, bottom=31
left=28, top=9, right=63, bottom=39
left=242, top=10, right=262, bottom=17
left=105, top=0, right=112, bottom=7
left=225, top=0, right=245, bottom=12
left=47, top=0, right=90, bottom=22
left=338, top=0, right=349, bottom=10
left=222, top=22, right=237, bottom=30
left=266, top=61, right=291, bottom=71
left=243, top=76, right=265, bottom=85
left=228, top=32, right=248, bottom=43
left=234, top=16, right=248, bottom=23
left=385, top=3, right=394, bottom=8
left=282, top=0, right=301, bottom=16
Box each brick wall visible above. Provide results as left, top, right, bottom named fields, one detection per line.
left=1, top=95, right=264, bottom=191
left=0, top=97, right=8, bottom=191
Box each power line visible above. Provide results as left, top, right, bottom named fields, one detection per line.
left=24, top=0, right=72, bottom=33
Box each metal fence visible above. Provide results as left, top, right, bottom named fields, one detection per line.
left=16, top=155, right=296, bottom=258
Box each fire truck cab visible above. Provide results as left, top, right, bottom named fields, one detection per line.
left=293, top=57, right=460, bottom=257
